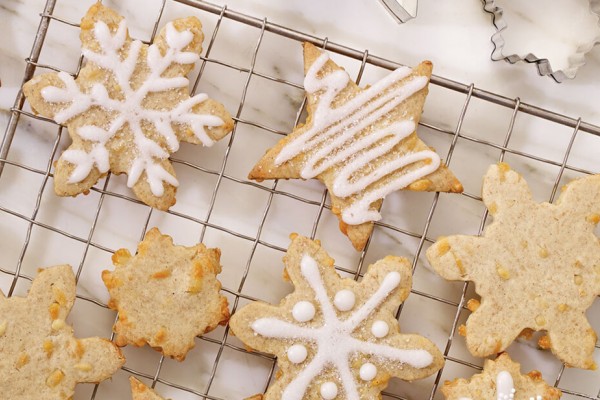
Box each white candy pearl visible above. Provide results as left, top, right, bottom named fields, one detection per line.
left=320, top=381, right=338, bottom=399
left=292, top=301, right=315, bottom=322
left=371, top=320, right=389, bottom=338
left=287, top=344, right=308, bottom=364
left=333, top=289, right=355, bottom=311
left=359, top=363, right=377, bottom=381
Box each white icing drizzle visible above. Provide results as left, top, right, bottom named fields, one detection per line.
left=40, top=19, right=225, bottom=196
left=333, top=289, right=355, bottom=311
left=371, top=320, right=389, bottom=338
left=292, top=301, right=316, bottom=322
left=287, top=344, right=308, bottom=364
left=359, top=363, right=377, bottom=381
left=250, top=254, right=433, bottom=400
left=459, top=371, right=542, bottom=400
left=496, top=371, right=515, bottom=400
left=275, top=53, right=440, bottom=225
left=320, top=382, right=338, bottom=399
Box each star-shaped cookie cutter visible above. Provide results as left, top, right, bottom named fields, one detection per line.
left=482, top=0, right=600, bottom=82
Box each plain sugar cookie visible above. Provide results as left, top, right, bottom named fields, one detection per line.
left=427, top=163, right=600, bottom=369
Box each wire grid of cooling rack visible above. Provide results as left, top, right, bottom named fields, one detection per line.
left=1, top=0, right=600, bottom=399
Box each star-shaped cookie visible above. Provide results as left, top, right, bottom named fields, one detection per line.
left=442, top=353, right=561, bottom=400
left=0, top=265, right=124, bottom=399
left=130, top=376, right=166, bottom=400
left=230, top=234, right=444, bottom=400
left=427, top=163, right=600, bottom=369
left=249, top=43, right=462, bottom=251
left=23, top=3, right=233, bottom=210
left=102, top=227, right=229, bottom=361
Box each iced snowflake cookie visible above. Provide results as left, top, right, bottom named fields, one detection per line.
left=249, top=43, right=462, bottom=251
left=442, top=353, right=561, bottom=400
left=229, top=234, right=444, bottom=400
left=427, top=163, right=600, bottom=369
left=102, top=228, right=229, bottom=361
left=130, top=376, right=167, bottom=400
left=0, top=265, right=124, bottom=400
left=22, top=3, right=234, bottom=210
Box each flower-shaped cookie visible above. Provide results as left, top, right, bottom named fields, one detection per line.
left=0, top=265, right=124, bottom=399
left=442, top=353, right=561, bottom=400
left=230, top=234, right=444, bottom=399
left=427, top=163, right=600, bottom=369
left=23, top=3, right=233, bottom=210
left=249, top=43, right=462, bottom=251
left=102, top=228, right=229, bottom=361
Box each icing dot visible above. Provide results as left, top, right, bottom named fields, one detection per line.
left=359, top=363, right=377, bottom=381
left=320, top=382, right=338, bottom=399
left=287, top=344, right=307, bottom=364
left=292, top=301, right=316, bottom=322
left=333, top=289, right=355, bottom=311
left=371, top=320, right=389, bottom=338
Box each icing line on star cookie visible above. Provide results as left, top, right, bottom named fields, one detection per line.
left=458, top=370, right=542, bottom=400
left=250, top=254, right=433, bottom=400
left=274, top=53, right=440, bottom=225
left=40, top=20, right=225, bottom=197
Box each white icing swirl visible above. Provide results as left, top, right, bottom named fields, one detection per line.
left=250, top=254, right=433, bottom=400
left=275, top=53, right=440, bottom=224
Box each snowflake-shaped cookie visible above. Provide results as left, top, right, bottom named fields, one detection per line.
left=23, top=3, right=233, bottom=210
left=427, top=163, right=600, bottom=369
left=249, top=43, right=462, bottom=251
left=442, top=353, right=561, bottom=400
left=130, top=376, right=166, bottom=400
left=102, top=227, right=229, bottom=361
left=0, top=265, right=124, bottom=399
left=230, top=234, right=444, bottom=400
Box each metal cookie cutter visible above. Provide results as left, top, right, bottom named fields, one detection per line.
left=378, top=0, right=418, bottom=23
left=482, top=0, right=600, bottom=82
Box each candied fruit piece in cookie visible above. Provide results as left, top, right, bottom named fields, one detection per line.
left=0, top=265, right=124, bottom=400
left=442, top=353, right=561, bottom=400
left=249, top=43, right=462, bottom=251
left=427, top=163, right=600, bottom=369
left=230, top=234, right=444, bottom=400
left=22, top=3, right=233, bottom=210
left=102, top=228, right=229, bottom=361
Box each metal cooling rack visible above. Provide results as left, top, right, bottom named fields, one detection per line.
left=1, top=0, right=599, bottom=399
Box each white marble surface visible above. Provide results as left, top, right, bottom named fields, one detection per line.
left=0, top=0, right=599, bottom=399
